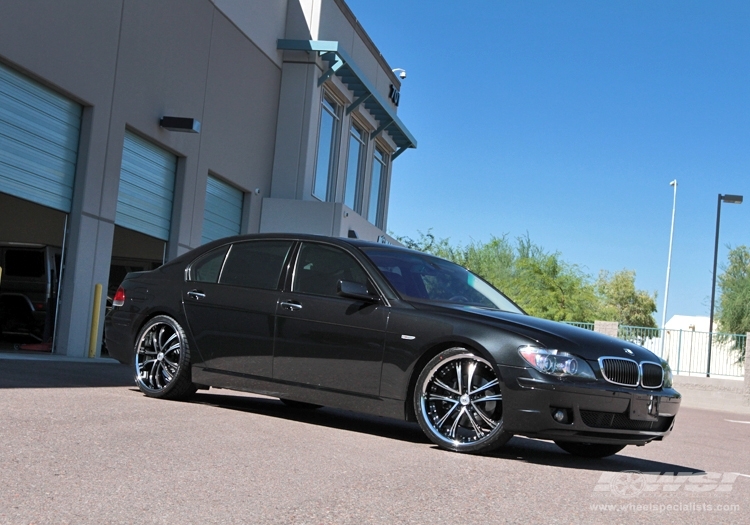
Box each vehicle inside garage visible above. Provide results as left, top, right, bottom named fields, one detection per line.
left=0, top=193, right=65, bottom=345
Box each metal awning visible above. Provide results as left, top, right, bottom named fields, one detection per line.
left=277, top=39, right=417, bottom=159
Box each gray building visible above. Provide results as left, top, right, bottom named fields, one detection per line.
left=0, top=0, right=416, bottom=357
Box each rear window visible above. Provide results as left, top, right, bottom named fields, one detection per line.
left=4, top=250, right=45, bottom=278
left=218, top=241, right=293, bottom=290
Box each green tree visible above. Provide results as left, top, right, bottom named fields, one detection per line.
left=511, top=235, right=600, bottom=321
left=396, top=230, right=601, bottom=322
left=394, top=230, right=658, bottom=327
left=595, top=270, right=657, bottom=327
left=716, top=245, right=750, bottom=361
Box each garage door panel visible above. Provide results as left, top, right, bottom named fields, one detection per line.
left=115, top=131, right=177, bottom=242
left=0, top=168, right=72, bottom=212
left=0, top=62, right=81, bottom=213
left=201, top=176, right=243, bottom=244
left=0, top=122, right=79, bottom=167
left=0, top=100, right=81, bottom=147
left=116, top=183, right=173, bottom=212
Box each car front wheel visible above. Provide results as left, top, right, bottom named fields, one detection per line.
left=134, top=315, right=197, bottom=400
left=414, top=348, right=511, bottom=453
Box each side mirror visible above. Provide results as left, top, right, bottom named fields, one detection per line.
left=337, top=280, right=378, bottom=302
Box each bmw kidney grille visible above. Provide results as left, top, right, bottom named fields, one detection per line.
left=598, top=357, right=664, bottom=389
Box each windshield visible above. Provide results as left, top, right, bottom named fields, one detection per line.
left=362, top=247, right=524, bottom=314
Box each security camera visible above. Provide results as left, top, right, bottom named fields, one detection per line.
left=392, top=68, right=407, bottom=80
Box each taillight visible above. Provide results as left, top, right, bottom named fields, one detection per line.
left=113, top=286, right=126, bottom=307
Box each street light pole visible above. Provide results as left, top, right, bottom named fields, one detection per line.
left=707, top=193, right=743, bottom=377
left=660, top=180, right=677, bottom=359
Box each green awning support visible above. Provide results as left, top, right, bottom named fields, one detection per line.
left=318, top=52, right=344, bottom=87
left=346, top=92, right=371, bottom=115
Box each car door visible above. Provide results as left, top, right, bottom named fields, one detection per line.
left=273, top=241, right=388, bottom=397
left=182, top=240, right=294, bottom=378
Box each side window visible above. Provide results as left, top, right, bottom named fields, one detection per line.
left=219, top=241, right=293, bottom=290
left=4, top=249, right=45, bottom=277
left=189, top=246, right=229, bottom=283
left=293, top=243, right=369, bottom=297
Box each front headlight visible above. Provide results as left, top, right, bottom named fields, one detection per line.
left=661, top=359, right=674, bottom=388
left=518, top=346, right=596, bottom=380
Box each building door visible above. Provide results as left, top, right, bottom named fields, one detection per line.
left=0, top=62, right=81, bottom=344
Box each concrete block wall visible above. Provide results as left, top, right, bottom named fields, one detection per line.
left=594, top=321, right=619, bottom=338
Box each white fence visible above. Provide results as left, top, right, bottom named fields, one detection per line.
left=565, top=323, right=745, bottom=379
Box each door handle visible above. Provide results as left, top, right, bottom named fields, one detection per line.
left=280, top=301, right=302, bottom=311
left=187, top=290, right=206, bottom=300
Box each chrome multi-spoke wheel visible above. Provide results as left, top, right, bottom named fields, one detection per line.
left=415, top=348, right=511, bottom=453
left=134, top=315, right=196, bottom=400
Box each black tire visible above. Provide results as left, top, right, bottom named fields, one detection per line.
left=134, top=315, right=197, bottom=400
left=414, top=347, right=512, bottom=453
left=555, top=441, right=626, bottom=458
left=280, top=399, right=322, bottom=410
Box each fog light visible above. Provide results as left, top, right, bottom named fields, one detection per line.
left=553, top=409, right=567, bottom=423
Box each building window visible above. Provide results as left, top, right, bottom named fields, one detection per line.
left=313, top=94, right=341, bottom=201
left=368, top=147, right=388, bottom=227
left=344, top=123, right=366, bottom=212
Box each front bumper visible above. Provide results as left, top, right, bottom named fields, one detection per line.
left=499, top=365, right=682, bottom=445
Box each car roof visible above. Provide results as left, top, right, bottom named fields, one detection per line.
left=200, top=233, right=413, bottom=252
left=163, top=233, right=416, bottom=268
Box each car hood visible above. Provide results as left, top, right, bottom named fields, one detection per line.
left=408, top=301, right=660, bottom=363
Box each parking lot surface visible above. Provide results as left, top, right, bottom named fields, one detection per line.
left=1, top=358, right=748, bottom=524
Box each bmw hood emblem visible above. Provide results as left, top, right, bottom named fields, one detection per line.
left=624, top=348, right=635, bottom=356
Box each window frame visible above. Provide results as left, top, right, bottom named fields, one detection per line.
left=343, top=121, right=367, bottom=213
left=312, top=92, right=342, bottom=202
left=367, top=146, right=389, bottom=228
left=290, top=241, right=376, bottom=299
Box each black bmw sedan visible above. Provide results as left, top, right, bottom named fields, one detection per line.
left=106, top=233, right=680, bottom=457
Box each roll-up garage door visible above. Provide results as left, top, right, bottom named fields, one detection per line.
left=116, top=131, right=177, bottom=241
left=201, top=175, right=243, bottom=244
left=0, top=62, right=82, bottom=212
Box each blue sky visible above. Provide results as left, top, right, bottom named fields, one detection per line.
left=347, top=0, right=750, bottom=322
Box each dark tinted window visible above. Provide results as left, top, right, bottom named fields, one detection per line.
left=363, top=247, right=523, bottom=313
left=293, top=243, right=369, bottom=297
left=219, top=241, right=293, bottom=290
left=190, top=246, right=229, bottom=283
left=4, top=249, right=45, bottom=277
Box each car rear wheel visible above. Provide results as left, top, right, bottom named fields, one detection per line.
left=415, top=348, right=511, bottom=453
left=555, top=441, right=626, bottom=458
left=134, top=315, right=197, bottom=400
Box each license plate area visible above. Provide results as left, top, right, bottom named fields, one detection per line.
left=629, top=393, right=660, bottom=421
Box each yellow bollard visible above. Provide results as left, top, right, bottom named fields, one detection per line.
left=88, top=283, right=103, bottom=358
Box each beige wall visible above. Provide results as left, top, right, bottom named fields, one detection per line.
left=0, top=0, right=285, bottom=356
left=0, top=0, right=407, bottom=357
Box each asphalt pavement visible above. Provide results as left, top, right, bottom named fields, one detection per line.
left=1, top=356, right=749, bottom=524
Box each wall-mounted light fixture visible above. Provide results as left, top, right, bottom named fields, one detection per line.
left=159, top=116, right=201, bottom=133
